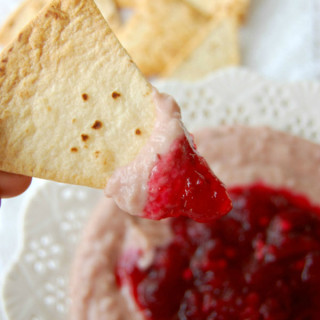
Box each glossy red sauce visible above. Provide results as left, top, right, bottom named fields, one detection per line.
left=143, top=136, right=232, bottom=222
left=116, top=184, right=320, bottom=320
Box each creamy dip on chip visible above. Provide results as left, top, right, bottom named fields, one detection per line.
left=105, top=89, right=231, bottom=222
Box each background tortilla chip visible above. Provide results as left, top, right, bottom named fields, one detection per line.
left=185, top=0, right=250, bottom=23
left=0, top=0, right=156, bottom=189
left=117, top=0, right=210, bottom=76
left=0, top=0, right=121, bottom=47
left=163, top=16, right=240, bottom=80
left=114, top=0, right=138, bottom=8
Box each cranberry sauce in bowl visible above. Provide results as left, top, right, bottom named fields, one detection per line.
left=70, top=126, right=320, bottom=320
left=116, top=184, right=320, bottom=320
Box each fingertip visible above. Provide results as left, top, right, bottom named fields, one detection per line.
left=0, top=172, right=32, bottom=198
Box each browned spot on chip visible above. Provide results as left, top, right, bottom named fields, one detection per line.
left=47, top=106, right=52, bottom=112
left=45, top=9, right=61, bottom=20
left=82, top=93, right=89, bottom=101
left=112, top=91, right=121, bottom=99
left=0, top=68, right=5, bottom=74
left=92, top=120, right=103, bottom=130
left=94, top=151, right=100, bottom=158
left=135, top=128, right=142, bottom=135
left=8, top=47, right=13, bottom=53
left=81, top=134, right=89, bottom=142
left=72, top=118, right=77, bottom=124
left=1, top=58, right=8, bottom=63
left=71, top=147, right=78, bottom=153
left=18, top=32, right=23, bottom=42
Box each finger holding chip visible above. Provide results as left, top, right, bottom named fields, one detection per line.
left=0, top=171, right=32, bottom=199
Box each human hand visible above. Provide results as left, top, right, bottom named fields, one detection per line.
left=0, top=171, right=32, bottom=199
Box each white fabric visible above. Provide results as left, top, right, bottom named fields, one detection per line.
left=241, top=0, right=320, bottom=81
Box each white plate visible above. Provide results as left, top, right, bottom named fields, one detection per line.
left=2, top=67, right=320, bottom=320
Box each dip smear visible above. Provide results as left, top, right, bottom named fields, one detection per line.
left=116, top=184, right=320, bottom=320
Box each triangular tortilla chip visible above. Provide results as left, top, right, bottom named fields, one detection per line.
left=0, top=0, right=156, bottom=189
left=185, top=0, right=250, bottom=23
left=117, top=0, right=209, bottom=76
left=163, top=16, right=240, bottom=80
left=0, top=0, right=121, bottom=47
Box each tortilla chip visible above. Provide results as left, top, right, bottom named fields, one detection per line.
left=0, top=0, right=48, bottom=47
left=114, top=0, right=138, bottom=8
left=185, top=0, right=250, bottom=23
left=117, top=0, right=210, bottom=76
left=95, top=0, right=121, bottom=29
left=163, top=16, right=240, bottom=80
left=0, top=0, right=156, bottom=189
left=0, top=0, right=121, bottom=47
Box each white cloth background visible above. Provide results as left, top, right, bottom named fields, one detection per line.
left=0, top=0, right=319, bottom=319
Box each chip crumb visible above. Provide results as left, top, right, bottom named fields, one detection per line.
left=92, top=120, right=103, bottom=129
left=135, top=128, right=142, bottom=135
left=112, top=91, right=121, bottom=99
left=82, top=93, right=89, bottom=101
left=81, top=134, right=89, bottom=142
left=71, top=147, right=78, bottom=152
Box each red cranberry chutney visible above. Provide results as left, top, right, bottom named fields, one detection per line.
left=144, top=135, right=232, bottom=222
left=116, top=184, right=320, bottom=320
left=106, top=90, right=232, bottom=222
